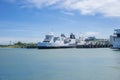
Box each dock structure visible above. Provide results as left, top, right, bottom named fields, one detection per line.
left=76, top=39, right=111, bottom=48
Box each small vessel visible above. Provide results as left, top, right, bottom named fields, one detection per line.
left=110, top=29, right=120, bottom=49
left=37, top=33, right=76, bottom=49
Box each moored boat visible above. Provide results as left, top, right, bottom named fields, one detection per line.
left=37, top=33, right=76, bottom=49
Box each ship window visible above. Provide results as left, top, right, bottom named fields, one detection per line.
left=117, top=34, right=120, bottom=37
left=54, top=37, right=60, bottom=42
left=46, top=35, right=52, bottom=39
left=43, top=35, right=53, bottom=42
left=43, top=41, right=50, bottom=42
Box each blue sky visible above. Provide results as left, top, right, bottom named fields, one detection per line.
left=0, top=0, right=120, bottom=44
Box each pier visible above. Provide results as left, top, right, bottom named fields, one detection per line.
left=76, top=39, right=111, bottom=48
left=76, top=44, right=110, bottom=48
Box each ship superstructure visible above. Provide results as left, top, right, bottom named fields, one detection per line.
left=110, top=29, right=120, bottom=49
left=37, top=33, right=76, bottom=49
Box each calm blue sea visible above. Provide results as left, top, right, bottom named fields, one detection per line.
left=0, top=48, right=120, bottom=80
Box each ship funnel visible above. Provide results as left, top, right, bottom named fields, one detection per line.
left=70, top=33, right=75, bottom=39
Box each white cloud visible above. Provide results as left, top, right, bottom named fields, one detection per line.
left=4, top=0, right=120, bottom=17
left=23, top=0, right=61, bottom=8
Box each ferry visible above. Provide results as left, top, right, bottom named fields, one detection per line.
left=37, top=33, right=76, bottom=49
left=110, top=29, right=120, bottom=49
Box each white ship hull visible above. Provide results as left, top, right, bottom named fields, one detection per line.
left=37, top=42, right=76, bottom=49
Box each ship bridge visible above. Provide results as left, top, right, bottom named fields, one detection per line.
left=114, top=29, right=120, bottom=37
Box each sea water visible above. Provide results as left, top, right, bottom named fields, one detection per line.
left=0, top=48, right=120, bottom=80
